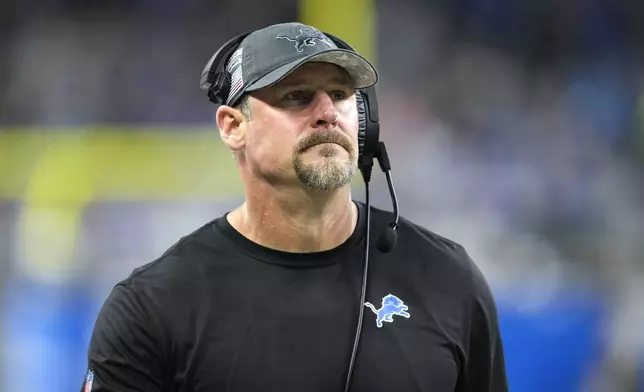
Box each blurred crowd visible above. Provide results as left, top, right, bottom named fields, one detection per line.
left=1, top=1, right=644, bottom=391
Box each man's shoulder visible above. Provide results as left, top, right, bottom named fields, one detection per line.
left=368, top=204, right=480, bottom=285
left=115, top=218, right=223, bottom=291
left=368, top=204, right=466, bottom=257
left=398, top=214, right=466, bottom=258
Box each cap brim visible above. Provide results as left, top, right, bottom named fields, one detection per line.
left=245, top=49, right=378, bottom=92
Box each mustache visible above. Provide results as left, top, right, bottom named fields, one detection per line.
left=295, top=131, right=353, bottom=153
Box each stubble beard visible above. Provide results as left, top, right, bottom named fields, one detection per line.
left=292, top=133, right=358, bottom=192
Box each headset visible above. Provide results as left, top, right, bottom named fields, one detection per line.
left=200, top=29, right=400, bottom=392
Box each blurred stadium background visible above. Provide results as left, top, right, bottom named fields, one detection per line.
left=1, top=0, right=644, bottom=391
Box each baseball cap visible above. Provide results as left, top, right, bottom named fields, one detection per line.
left=216, top=22, right=378, bottom=107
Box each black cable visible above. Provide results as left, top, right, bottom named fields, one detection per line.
left=384, top=171, right=398, bottom=223
left=343, top=181, right=371, bottom=392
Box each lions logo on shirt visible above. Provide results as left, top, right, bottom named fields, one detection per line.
left=364, top=293, right=411, bottom=328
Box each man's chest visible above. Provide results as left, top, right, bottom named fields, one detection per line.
left=168, top=274, right=462, bottom=392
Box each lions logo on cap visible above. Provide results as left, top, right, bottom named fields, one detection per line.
left=276, top=26, right=334, bottom=52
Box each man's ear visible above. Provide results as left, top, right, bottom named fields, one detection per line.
left=216, top=105, right=247, bottom=151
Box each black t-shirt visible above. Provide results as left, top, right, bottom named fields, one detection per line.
left=81, top=201, right=507, bottom=392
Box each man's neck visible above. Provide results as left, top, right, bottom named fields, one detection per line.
left=227, top=186, right=358, bottom=253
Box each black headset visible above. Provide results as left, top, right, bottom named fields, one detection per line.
left=200, top=29, right=400, bottom=392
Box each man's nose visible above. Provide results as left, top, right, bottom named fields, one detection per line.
left=310, top=92, right=339, bottom=129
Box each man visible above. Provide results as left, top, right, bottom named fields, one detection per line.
left=81, top=22, right=507, bottom=392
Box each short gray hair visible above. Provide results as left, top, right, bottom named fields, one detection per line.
left=234, top=95, right=251, bottom=120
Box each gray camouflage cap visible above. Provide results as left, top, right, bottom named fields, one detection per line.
left=222, top=22, right=378, bottom=107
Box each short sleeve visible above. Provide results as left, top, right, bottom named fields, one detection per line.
left=81, top=283, right=168, bottom=392
left=457, top=255, right=508, bottom=392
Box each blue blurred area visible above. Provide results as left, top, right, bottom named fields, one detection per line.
left=497, top=288, right=606, bottom=392
left=2, top=278, right=96, bottom=392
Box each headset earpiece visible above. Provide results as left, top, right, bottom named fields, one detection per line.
left=355, top=90, right=367, bottom=159
left=207, top=72, right=232, bottom=104
left=200, top=32, right=251, bottom=105
left=355, top=86, right=379, bottom=179
left=323, top=33, right=380, bottom=178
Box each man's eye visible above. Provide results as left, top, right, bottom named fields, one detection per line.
left=330, top=91, right=347, bottom=101
left=284, top=91, right=308, bottom=101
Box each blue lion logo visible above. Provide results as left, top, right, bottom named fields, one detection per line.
left=364, top=294, right=411, bottom=328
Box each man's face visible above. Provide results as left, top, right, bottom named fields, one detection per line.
left=244, top=62, right=359, bottom=191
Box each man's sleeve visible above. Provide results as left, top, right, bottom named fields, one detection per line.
left=457, top=256, right=508, bottom=392
left=80, top=283, right=168, bottom=392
